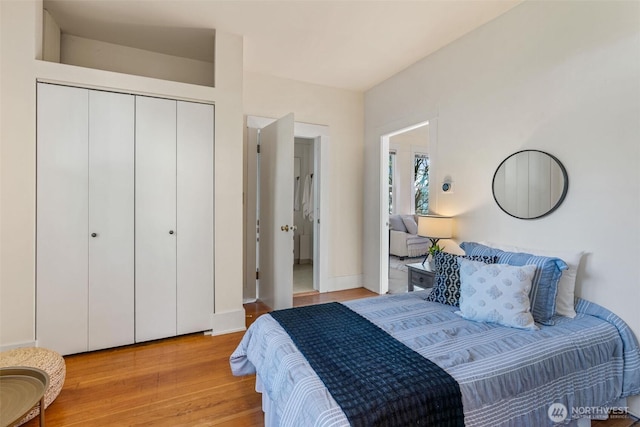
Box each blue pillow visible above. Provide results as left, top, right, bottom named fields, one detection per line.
left=426, top=251, right=497, bottom=307
left=460, top=242, right=568, bottom=325
left=459, top=241, right=503, bottom=258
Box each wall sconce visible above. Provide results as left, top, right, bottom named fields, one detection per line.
left=442, top=176, right=454, bottom=193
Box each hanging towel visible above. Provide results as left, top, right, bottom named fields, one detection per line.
left=307, top=174, right=314, bottom=222
left=302, top=174, right=311, bottom=219
left=294, top=176, right=301, bottom=211
left=302, top=174, right=315, bottom=221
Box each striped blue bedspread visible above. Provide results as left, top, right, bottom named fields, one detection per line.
left=230, top=292, right=640, bottom=426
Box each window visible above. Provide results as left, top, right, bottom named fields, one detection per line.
left=388, top=151, right=396, bottom=214
left=413, top=153, right=429, bottom=215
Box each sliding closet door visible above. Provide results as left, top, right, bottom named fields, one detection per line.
left=176, top=101, right=214, bottom=334
left=135, top=96, right=178, bottom=342
left=37, top=84, right=89, bottom=355
left=88, top=91, right=135, bottom=351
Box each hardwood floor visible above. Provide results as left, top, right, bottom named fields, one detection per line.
left=22, top=287, right=637, bottom=426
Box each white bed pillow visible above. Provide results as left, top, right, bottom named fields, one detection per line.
left=389, top=215, right=408, bottom=233
left=456, top=259, right=537, bottom=330
left=479, top=241, right=583, bottom=318
left=401, top=215, right=418, bottom=235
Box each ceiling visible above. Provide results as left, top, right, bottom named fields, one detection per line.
left=43, top=0, right=522, bottom=91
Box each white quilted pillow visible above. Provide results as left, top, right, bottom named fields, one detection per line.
left=456, top=259, right=538, bottom=330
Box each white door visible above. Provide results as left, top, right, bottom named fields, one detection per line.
left=87, top=90, right=135, bottom=351
left=37, top=84, right=89, bottom=355
left=258, top=114, right=295, bottom=310
left=176, top=101, right=215, bottom=334
left=135, top=96, right=177, bottom=342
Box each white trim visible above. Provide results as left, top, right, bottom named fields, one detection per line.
left=0, top=341, right=38, bottom=352
left=378, top=120, right=433, bottom=295
left=243, top=126, right=259, bottom=301
left=36, top=79, right=216, bottom=105
left=427, top=119, right=440, bottom=214
left=327, top=275, right=365, bottom=293
left=385, top=121, right=429, bottom=138
left=208, top=309, right=246, bottom=336
left=380, top=135, right=391, bottom=295
left=388, top=151, right=397, bottom=215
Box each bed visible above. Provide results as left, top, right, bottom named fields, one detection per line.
left=230, top=245, right=640, bottom=426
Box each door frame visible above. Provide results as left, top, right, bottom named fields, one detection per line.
left=378, top=119, right=434, bottom=294
left=244, top=115, right=330, bottom=299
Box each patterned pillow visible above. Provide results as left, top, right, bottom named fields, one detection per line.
left=425, top=252, right=497, bottom=306
left=456, top=259, right=538, bottom=330
left=460, top=242, right=568, bottom=325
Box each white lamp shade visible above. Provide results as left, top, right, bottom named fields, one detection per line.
left=417, top=215, right=453, bottom=239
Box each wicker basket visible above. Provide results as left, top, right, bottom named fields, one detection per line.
left=0, top=347, right=65, bottom=425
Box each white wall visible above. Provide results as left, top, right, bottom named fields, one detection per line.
left=60, top=34, right=215, bottom=87
left=0, top=0, right=42, bottom=348
left=42, top=9, right=60, bottom=62
left=0, top=0, right=245, bottom=347
left=364, top=0, right=640, bottom=414
left=244, top=71, right=364, bottom=288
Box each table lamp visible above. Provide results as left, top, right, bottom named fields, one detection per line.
left=417, top=215, right=453, bottom=266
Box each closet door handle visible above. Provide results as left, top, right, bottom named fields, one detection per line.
left=91, top=232, right=98, bottom=238
left=169, top=230, right=175, bottom=235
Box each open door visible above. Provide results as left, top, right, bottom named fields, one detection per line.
left=258, top=113, right=295, bottom=310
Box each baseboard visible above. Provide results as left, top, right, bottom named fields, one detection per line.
left=326, top=274, right=363, bottom=292
left=0, top=340, right=37, bottom=352
left=208, top=308, right=246, bottom=336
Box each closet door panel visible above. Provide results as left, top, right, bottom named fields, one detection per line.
left=135, top=96, right=177, bottom=342
left=36, top=84, right=89, bottom=355
left=176, top=102, right=214, bottom=334
left=88, top=91, right=135, bottom=351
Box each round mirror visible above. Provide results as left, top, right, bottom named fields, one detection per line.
left=492, top=150, right=568, bottom=220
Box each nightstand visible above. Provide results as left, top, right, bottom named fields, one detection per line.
left=407, top=263, right=435, bottom=292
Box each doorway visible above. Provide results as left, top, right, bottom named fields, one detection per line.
left=243, top=116, right=329, bottom=305
left=380, top=121, right=431, bottom=295
left=293, top=137, right=316, bottom=294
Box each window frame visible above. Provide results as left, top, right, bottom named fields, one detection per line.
left=412, top=150, right=429, bottom=215
left=388, top=150, right=397, bottom=214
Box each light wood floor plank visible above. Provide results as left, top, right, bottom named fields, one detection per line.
left=20, top=288, right=637, bottom=426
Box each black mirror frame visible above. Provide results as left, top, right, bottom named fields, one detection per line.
left=492, top=149, right=569, bottom=220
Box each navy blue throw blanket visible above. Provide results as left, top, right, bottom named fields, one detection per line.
left=270, top=302, right=464, bottom=427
